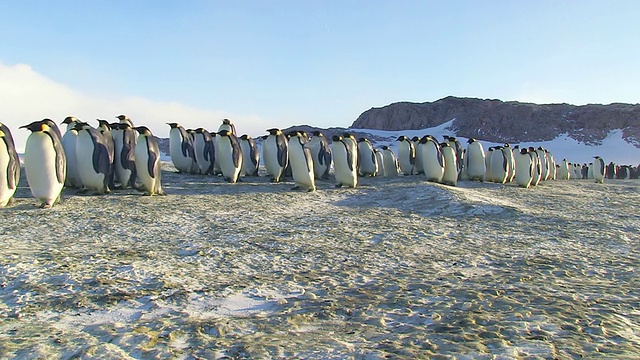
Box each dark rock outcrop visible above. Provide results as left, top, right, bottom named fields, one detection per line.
left=352, top=96, right=640, bottom=147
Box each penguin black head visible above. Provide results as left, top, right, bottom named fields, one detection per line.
left=195, top=128, right=206, bottom=133
left=61, top=116, right=78, bottom=125
left=397, top=135, right=407, bottom=141
left=381, top=145, right=389, bottom=150
left=97, top=119, right=110, bottom=128
left=218, top=130, right=232, bottom=137
left=21, top=119, right=53, bottom=132
left=109, top=122, right=122, bottom=129
left=467, top=138, right=476, bottom=144
left=240, top=134, right=250, bottom=140
left=312, top=130, right=323, bottom=137
left=440, top=142, right=450, bottom=147
left=331, top=134, right=343, bottom=142
left=260, top=135, right=268, bottom=140
left=266, top=128, right=280, bottom=135
left=133, top=126, right=152, bottom=135
left=513, top=145, right=520, bottom=149
left=520, top=148, right=528, bottom=155
left=342, top=132, right=353, bottom=139
left=116, top=115, right=127, bottom=120
left=504, top=143, right=510, bottom=148
left=358, top=137, right=367, bottom=142
left=167, top=123, right=180, bottom=129
left=411, top=136, right=419, bottom=142
left=528, top=146, right=535, bottom=152
left=72, top=122, right=90, bottom=131
left=222, top=118, right=232, bottom=125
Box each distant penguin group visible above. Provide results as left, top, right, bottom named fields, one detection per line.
left=3, top=114, right=636, bottom=209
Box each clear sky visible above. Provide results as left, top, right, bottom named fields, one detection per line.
left=1, top=1, right=639, bottom=150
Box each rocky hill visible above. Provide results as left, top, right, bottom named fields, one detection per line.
left=352, top=96, right=640, bottom=147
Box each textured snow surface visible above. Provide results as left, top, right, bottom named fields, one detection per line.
left=1, top=163, right=639, bottom=359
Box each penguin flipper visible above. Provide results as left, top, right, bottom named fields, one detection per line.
left=231, top=136, right=242, bottom=168
left=7, top=149, right=18, bottom=190
left=50, top=132, right=67, bottom=185
left=276, top=134, right=288, bottom=168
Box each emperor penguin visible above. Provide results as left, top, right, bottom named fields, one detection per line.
left=419, top=135, right=444, bottom=183
left=558, top=159, right=571, bottom=180
left=396, top=136, right=416, bottom=175
left=331, top=135, right=358, bottom=188
left=186, top=129, right=200, bottom=173
left=111, top=122, right=138, bottom=188
left=288, top=131, right=316, bottom=191
left=465, top=138, right=486, bottom=182
left=74, top=122, right=113, bottom=194
left=97, top=119, right=116, bottom=188
left=193, top=128, right=215, bottom=175
left=167, top=123, right=195, bottom=173
left=60, top=116, right=83, bottom=188
left=374, top=148, right=386, bottom=177
left=485, top=147, right=494, bottom=182
left=535, top=147, right=548, bottom=181
left=216, top=130, right=243, bottom=183
left=445, top=136, right=464, bottom=179
left=20, top=119, right=66, bottom=208
left=239, top=134, right=259, bottom=177
left=218, top=118, right=237, bottom=136
left=412, top=136, right=424, bottom=175
left=440, top=142, right=458, bottom=186
left=0, top=123, right=20, bottom=207
left=490, top=146, right=509, bottom=184
left=342, top=133, right=359, bottom=165
left=308, top=131, right=332, bottom=179
left=545, top=150, right=556, bottom=180
left=593, top=156, right=605, bottom=183
left=116, top=114, right=134, bottom=127
left=133, top=126, right=165, bottom=195
left=381, top=146, right=399, bottom=177
left=503, top=143, right=516, bottom=183
left=263, top=128, right=288, bottom=182
left=514, top=148, right=534, bottom=188
left=357, top=138, right=378, bottom=177
left=606, top=162, right=617, bottom=179
left=528, top=147, right=542, bottom=186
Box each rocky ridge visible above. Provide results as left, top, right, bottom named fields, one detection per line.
left=351, top=96, right=640, bottom=147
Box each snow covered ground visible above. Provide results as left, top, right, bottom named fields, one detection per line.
left=1, top=159, right=639, bottom=358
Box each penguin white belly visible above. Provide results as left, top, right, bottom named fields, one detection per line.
left=218, top=139, right=241, bottom=183
left=382, top=151, right=398, bottom=177
left=514, top=154, right=533, bottom=188
left=62, top=131, right=81, bottom=188
left=240, top=140, right=255, bottom=176
left=441, top=147, right=458, bottom=186
left=24, top=134, right=63, bottom=204
left=414, top=143, right=424, bottom=174
left=289, top=143, right=315, bottom=191
left=375, top=151, right=386, bottom=177
left=357, top=144, right=376, bottom=176
left=76, top=133, right=106, bottom=192
left=0, top=145, right=17, bottom=206
left=263, top=137, right=283, bottom=179
left=169, top=131, right=192, bottom=172
left=490, top=151, right=508, bottom=184
left=331, top=143, right=357, bottom=187
left=421, top=143, right=444, bottom=183
left=466, top=147, right=486, bottom=181
left=135, top=137, right=157, bottom=193
left=397, top=144, right=413, bottom=175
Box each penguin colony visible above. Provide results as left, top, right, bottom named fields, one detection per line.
left=2, top=117, right=639, bottom=208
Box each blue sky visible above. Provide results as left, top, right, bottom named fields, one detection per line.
left=1, top=1, right=639, bottom=149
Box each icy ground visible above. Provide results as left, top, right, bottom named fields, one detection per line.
left=1, top=164, right=639, bottom=359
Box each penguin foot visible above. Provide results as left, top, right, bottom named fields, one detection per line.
left=335, top=184, right=343, bottom=188
left=307, top=188, right=316, bottom=192
left=39, top=202, right=53, bottom=209
left=270, top=178, right=278, bottom=183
